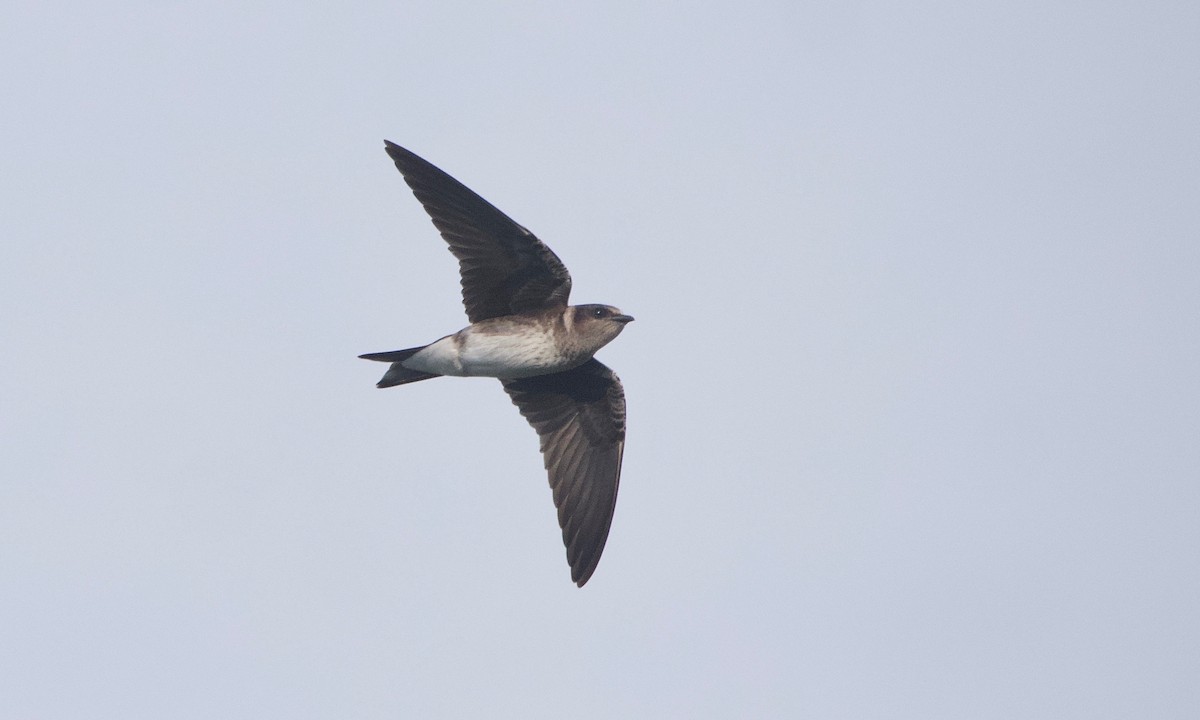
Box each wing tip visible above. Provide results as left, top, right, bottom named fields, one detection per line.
left=383, top=139, right=410, bottom=163
left=573, top=567, right=597, bottom=588
left=568, top=537, right=609, bottom=588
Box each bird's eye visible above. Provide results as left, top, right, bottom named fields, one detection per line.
left=592, top=307, right=606, bottom=318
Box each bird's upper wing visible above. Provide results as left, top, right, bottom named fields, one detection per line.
left=501, top=359, right=626, bottom=587
left=384, top=141, right=573, bottom=323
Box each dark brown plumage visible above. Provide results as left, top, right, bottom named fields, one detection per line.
left=385, top=141, right=573, bottom=324
left=502, top=359, right=625, bottom=586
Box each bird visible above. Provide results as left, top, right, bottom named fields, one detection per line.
left=360, top=141, right=633, bottom=587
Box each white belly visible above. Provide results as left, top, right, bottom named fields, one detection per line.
left=403, top=325, right=575, bottom=378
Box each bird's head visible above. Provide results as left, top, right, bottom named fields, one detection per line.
left=569, top=304, right=634, bottom=349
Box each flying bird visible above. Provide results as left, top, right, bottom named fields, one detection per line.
left=361, top=141, right=633, bottom=587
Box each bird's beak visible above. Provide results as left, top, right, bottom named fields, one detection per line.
left=613, top=314, right=635, bottom=324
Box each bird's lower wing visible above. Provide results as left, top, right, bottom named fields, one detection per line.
left=501, top=359, right=626, bottom=586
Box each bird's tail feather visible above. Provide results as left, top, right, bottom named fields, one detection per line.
left=358, top=346, right=441, bottom=388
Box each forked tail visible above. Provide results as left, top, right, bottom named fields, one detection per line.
left=358, top=346, right=441, bottom=388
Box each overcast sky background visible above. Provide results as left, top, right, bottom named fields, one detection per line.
left=3, top=2, right=1198, bottom=718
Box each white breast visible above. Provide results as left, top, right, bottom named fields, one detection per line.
left=457, top=326, right=566, bottom=378
left=401, top=324, right=573, bottom=379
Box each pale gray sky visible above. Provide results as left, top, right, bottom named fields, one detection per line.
left=2, top=1, right=1198, bottom=718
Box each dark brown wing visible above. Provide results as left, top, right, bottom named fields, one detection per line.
left=384, top=141, right=572, bottom=323
left=501, top=359, right=626, bottom=587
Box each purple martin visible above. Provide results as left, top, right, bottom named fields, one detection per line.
left=360, top=142, right=633, bottom=587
